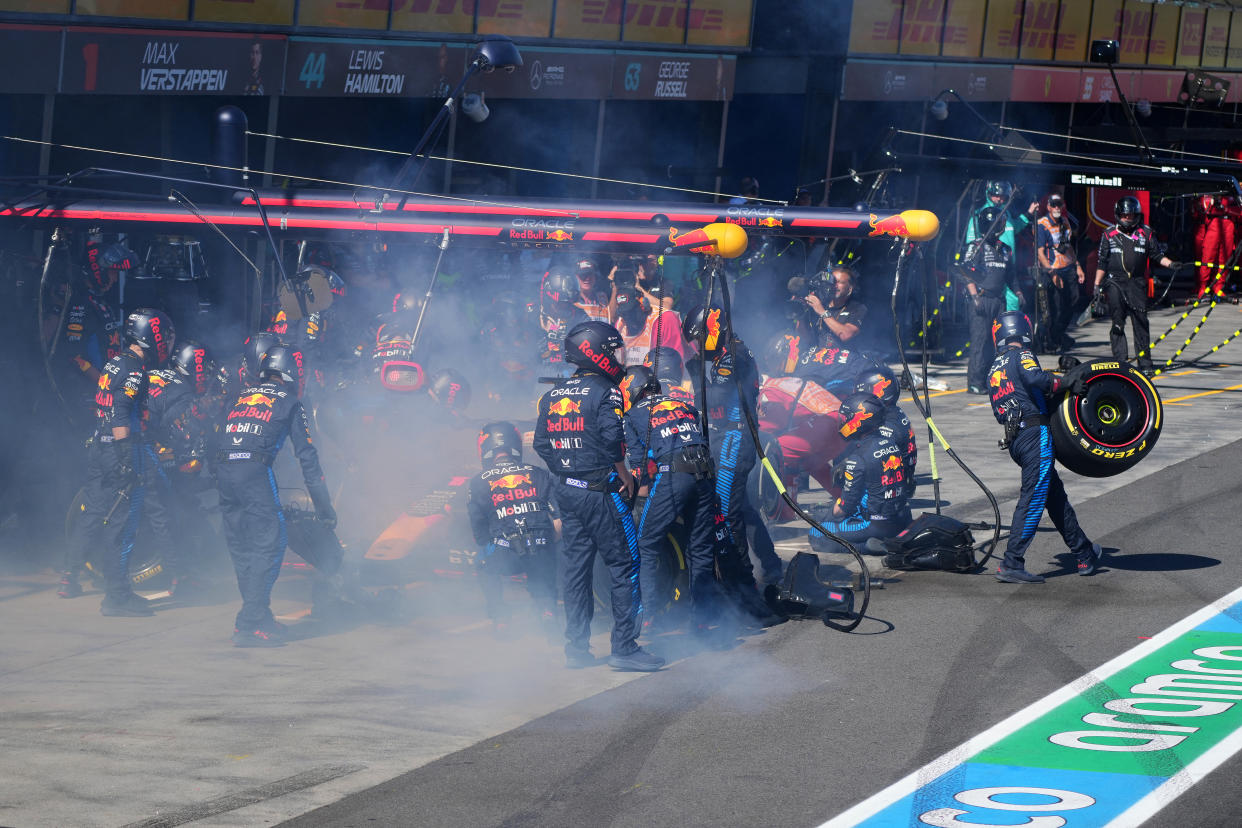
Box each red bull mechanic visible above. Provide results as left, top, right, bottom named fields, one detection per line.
left=533, top=321, right=663, bottom=672
left=466, top=421, right=559, bottom=636
left=809, top=391, right=913, bottom=551
left=213, top=345, right=336, bottom=647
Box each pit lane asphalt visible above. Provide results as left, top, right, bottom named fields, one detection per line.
left=4, top=303, right=1242, bottom=827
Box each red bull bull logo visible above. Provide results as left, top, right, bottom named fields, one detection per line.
left=868, top=213, right=911, bottom=238
left=758, top=216, right=780, bottom=228
left=704, top=308, right=722, bottom=351
left=989, top=370, right=1005, bottom=389
left=871, top=376, right=891, bottom=398
left=489, top=473, right=533, bottom=491
left=650, top=400, right=681, bottom=413
left=547, top=229, right=573, bottom=242
left=238, top=392, right=275, bottom=407
left=840, top=408, right=873, bottom=437
left=881, top=455, right=903, bottom=471
left=547, top=398, right=582, bottom=416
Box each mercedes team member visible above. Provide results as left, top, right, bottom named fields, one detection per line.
left=683, top=306, right=782, bottom=615
left=809, top=392, right=912, bottom=549
left=803, top=266, right=866, bottom=348
left=961, top=206, right=1014, bottom=394
left=1094, top=196, right=1179, bottom=376
left=854, top=364, right=917, bottom=500
left=62, top=308, right=175, bottom=615
left=215, top=345, right=337, bottom=647
left=466, top=421, right=559, bottom=636
left=621, top=366, right=722, bottom=636
left=988, top=312, right=1101, bottom=584
left=533, top=321, right=664, bottom=672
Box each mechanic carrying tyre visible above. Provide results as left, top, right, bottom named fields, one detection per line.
left=988, top=312, right=1102, bottom=584
left=215, top=344, right=337, bottom=647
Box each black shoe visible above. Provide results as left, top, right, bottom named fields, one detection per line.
left=995, top=566, right=1046, bottom=584
left=1078, top=542, right=1103, bottom=576
left=608, top=647, right=665, bottom=672
left=57, top=572, right=83, bottom=599
left=565, top=649, right=596, bottom=669
left=101, top=593, right=155, bottom=616
left=967, top=385, right=988, bottom=395
left=232, top=627, right=286, bottom=648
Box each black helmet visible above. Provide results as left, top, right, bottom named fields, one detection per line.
left=619, top=365, right=659, bottom=412
left=478, top=421, right=521, bottom=465
left=837, top=392, right=885, bottom=440
left=683, top=305, right=728, bottom=353
left=124, top=308, right=175, bottom=365
left=544, top=269, right=577, bottom=305
left=392, top=291, right=422, bottom=314
left=854, top=364, right=899, bottom=407
left=427, top=368, right=471, bottom=412
left=1115, top=195, right=1143, bottom=230
left=992, top=311, right=1033, bottom=348
left=242, top=331, right=281, bottom=379
left=260, top=344, right=306, bottom=397
left=974, top=206, right=1004, bottom=242
left=172, top=340, right=211, bottom=395
left=986, top=180, right=1012, bottom=200
left=643, top=346, right=683, bottom=384
left=763, top=332, right=802, bottom=376
left=564, top=320, right=626, bottom=382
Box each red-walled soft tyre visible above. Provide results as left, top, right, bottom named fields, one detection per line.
left=1051, top=360, right=1162, bottom=477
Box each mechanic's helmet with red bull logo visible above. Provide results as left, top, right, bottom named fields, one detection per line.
left=836, top=392, right=885, bottom=441
left=427, top=367, right=472, bottom=412
left=172, top=340, right=212, bottom=395
left=543, top=269, right=577, bottom=308
left=564, top=320, right=626, bottom=383
left=619, top=365, right=659, bottom=412
left=854, top=364, right=899, bottom=407
left=242, top=331, right=281, bottom=380
left=1114, top=195, right=1143, bottom=231
left=643, top=346, right=683, bottom=385
left=124, top=308, right=176, bottom=365
left=260, top=344, right=306, bottom=397
left=478, top=421, right=521, bottom=466
left=682, top=305, right=728, bottom=354
left=763, top=332, right=802, bottom=376
left=992, top=311, right=1033, bottom=348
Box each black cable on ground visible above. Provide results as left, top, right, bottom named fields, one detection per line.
left=891, top=241, right=1002, bottom=570
left=710, top=256, right=872, bottom=632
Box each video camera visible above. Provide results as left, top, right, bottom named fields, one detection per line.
left=787, top=271, right=835, bottom=305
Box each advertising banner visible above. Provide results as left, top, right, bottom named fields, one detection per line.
left=1019, top=0, right=1059, bottom=63
left=297, top=0, right=389, bottom=30
left=1202, top=7, right=1231, bottom=69
left=1010, top=65, right=1080, bottom=102
left=1229, top=11, right=1242, bottom=69
left=74, top=0, right=188, bottom=19
left=1146, top=1, right=1179, bottom=66
left=1053, top=0, right=1091, bottom=63
left=0, top=25, right=62, bottom=93
left=980, top=0, right=1022, bottom=61
left=194, top=0, right=295, bottom=25
left=611, top=52, right=734, bottom=100
left=1118, top=0, right=1151, bottom=65
left=847, top=0, right=902, bottom=56
left=62, top=28, right=286, bottom=95
left=841, top=59, right=934, bottom=101
left=285, top=38, right=470, bottom=98
left=391, top=1, right=474, bottom=34
left=1087, top=0, right=1123, bottom=45
left=555, top=0, right=623, bottom=40
left=0, top=0, right=68, bottom=10
left=478, top=47, right=613, bottom=98
left=1176, top=6, right=1206, bottom=68
left=940, top=0, right=986, bottom=59
left=685, top=0, right=753, bottom=48
left=475, top=0, right=555, bottom=38
left=933, top=62, right=1011, bottom=101
left=899, top=0, right=945, bottom=57
left=622, top=0, right=689, bottom=44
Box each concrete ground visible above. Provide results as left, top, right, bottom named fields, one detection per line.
left=3, top=300, right=1242, bottom=827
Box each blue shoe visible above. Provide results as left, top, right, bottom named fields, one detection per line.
left=995, top=566, right=1045, bottom=584
left=1078, top=543, right=1103, bottom=576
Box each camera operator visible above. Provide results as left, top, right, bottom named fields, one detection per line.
left=1035, top=194, right=1086, bottom=353
left=791, top=267, right=866, bottom=348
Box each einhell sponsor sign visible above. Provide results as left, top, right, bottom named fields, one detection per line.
left=62, top=28, right=285, bottom=95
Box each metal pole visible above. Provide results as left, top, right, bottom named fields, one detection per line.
left=443, top=101, right=457, bottom=194
left=263, top=95, right=279, bottom=187
left=822, top=95, right=839, bottom=206
left=714, top=98, right=729, bottom=200
left=37, top=94, right=53, bottom=178
left=590, top=98, right=606, bottom=199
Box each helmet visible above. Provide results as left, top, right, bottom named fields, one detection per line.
left=854, top=364, right=899, bottom=407
left=992, top=311, right=1033, bottom=348
left=642, top=346, right=683, bottom=384
left=986, top=180, right=1012, bottom=200
left=392, top=291, right=422, bottom=314
left=242, top=331, right=281, bottom=379
left=124, top=308, right=176, bottom=365
left=260, top=344, right=306, bottom=397
left=682, top=305, right=728, bottom=353
left=763, top=332, right=802, bottom=376
left=837, top=392, right=885, bottom=440
left=1115, top=195, right=1143, bottom=230
left=974, top=206, right=1004, bottom=242
left=619, top=365, right=658, bottom=412
left=478, top=421, right=521, bottom=465
left=172, top=340, right=211, bottom=395
left=543, top=269, right=577, bottom=306
left=427, top=368, right=471, bottom=412
left=564, top=320, right=626, bottom=382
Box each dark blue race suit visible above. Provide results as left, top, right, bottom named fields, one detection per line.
left=878, top=404, right=918, bottom=501
left=465, top=460, right=558, bottom=621
left=811, top=433, right=912, bottom=546
left=988, top=344, right=1095, bottom=571
left=533, top=371, right=640, bottom=658
left=623, top=393, right=723, bottom=627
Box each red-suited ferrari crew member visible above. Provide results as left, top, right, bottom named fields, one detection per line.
left=214, top=345, right=336, bottom=647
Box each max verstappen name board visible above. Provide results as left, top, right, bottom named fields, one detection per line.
left=61, top=28, right=286, bottom=95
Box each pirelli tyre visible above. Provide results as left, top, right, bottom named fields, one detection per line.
left=1051, top=360, right=1162, bottom=477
